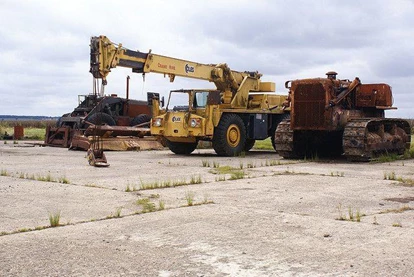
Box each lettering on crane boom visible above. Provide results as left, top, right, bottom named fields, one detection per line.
left=157, top=63, right=176, bottom=70
left=185, top=64, right=195, bottom=74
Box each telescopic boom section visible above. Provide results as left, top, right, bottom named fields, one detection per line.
left=90, top=35, right=275, bottom=107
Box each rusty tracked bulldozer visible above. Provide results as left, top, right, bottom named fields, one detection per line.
left=275, top=72, right=411, bottom=161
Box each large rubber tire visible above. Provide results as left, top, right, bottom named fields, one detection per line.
left=244, top=139, right=256, bottom=152
left=131, top=114, right=151, bottom=127
left=212, top=113, right=246, bottom=156
left=166, top=140, right=198, bottom=155
left=88, top=112, right=116, bottom=126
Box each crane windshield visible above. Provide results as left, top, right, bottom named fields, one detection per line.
left=166, top=90, right=209, bottom=111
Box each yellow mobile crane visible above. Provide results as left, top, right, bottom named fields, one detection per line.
left=90, top=35, right=289, bottom=156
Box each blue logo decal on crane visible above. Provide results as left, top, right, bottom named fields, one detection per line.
left=185, top=64, right=195, bottom=74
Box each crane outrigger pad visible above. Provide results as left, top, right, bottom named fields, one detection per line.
left=87, top=148, right=110, bottom=167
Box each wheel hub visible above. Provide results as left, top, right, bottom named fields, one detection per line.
left=227, top=124, right=240, bottom=147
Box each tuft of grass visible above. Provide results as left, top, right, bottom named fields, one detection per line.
left=190, top=175, right=202, bottom=184
left=142, top=202, right=156, bottom=213
left=0, top=169, right=9, bottom=176
left=229, top=170, right=245, bottom=180
left=383, top=171, right=396, bottom=180
left=35, top=226, right=47, bottom=231
left=376, top=153, right=399, bottom=163
left=49, top=210, right=61, bottom=227
left=114, top=207, right=122, bottom=218
left=336, top=204, right=363, bottom=222
left=213, top=161, right=220, bottom=168
left=337, top=203, right=346, bottom=221
left=58, top=176, right=70, bottom=184
left=356, top=209, right=361, bottom=222
left=247, top=162, right=255, bottom=168
left=136, top=198, right=156, bottom=213
left=201, top=160, right=210, bottom=167
left=348, top=207, right=354, bottom=221
left=37, top=173, right=54, bottom=182
left=158, top=200, right=165, bottom=210
left=185, top=191, right=195, bottom=206
left=392, top=223, right=402, bottom=227
left=379, top=205, right=413, bottom=214
left=215, top=175, right=226, bottom=182
left=125, top=184, right=132, bottom=192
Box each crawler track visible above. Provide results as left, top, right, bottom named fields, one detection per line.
left=274, top=120, right=296, bottom=158
left=343, top=118, right=411, bottom=161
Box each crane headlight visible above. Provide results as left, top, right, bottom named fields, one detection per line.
left=152, top=118, right=163, bottom=127
left=190, top=118, right=201, bottom=128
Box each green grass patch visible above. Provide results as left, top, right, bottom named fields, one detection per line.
left=253, top=138, right=273, bottom=150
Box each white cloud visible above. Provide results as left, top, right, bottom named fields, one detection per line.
left=0, top=0, right=413, bottom=119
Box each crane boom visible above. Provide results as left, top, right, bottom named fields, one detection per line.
left=89, top=35, right=275, bottom=108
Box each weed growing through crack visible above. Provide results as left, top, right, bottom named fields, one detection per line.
left=0, top=169, right=9, bottom=176
left=49, top=210, right=61, bottom=227
left=114, top=207, right=122, bottom=218
left=136, top=198, right=156, bottom=213
left=140, top=176, right=205, bottom=190
left=190, top=175, right=202, bottom=184
left=384, top=171, right=396, bottom=180
left=37, top=173, right=54, bottom=182
left=379, top=205, right=413, bottom=214
left=185, top=191, right=195, bottom=206
left=158, top=200, right=165, bottom=210
left=247, top=162, right=255, bottom=168
left=356, top=209, right=361, bottom=222
left=58, top=176, right=70, bottom=184
left=337, top=203, right=346, bottom=221
left=330, top=171, right=345, bottom=177
left=336, top=204, right=363, bottom=222
left=348, top=207, right=354, bottom=221
left=215, top=175, right=226, bottom=182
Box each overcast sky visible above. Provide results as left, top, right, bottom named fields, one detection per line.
left=1, top=0, right=413, bottom=118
